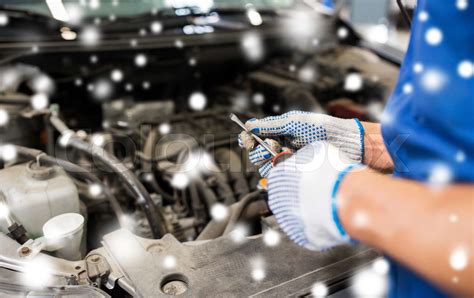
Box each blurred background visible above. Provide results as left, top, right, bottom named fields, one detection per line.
left=1, top=0, right=415, bottom=48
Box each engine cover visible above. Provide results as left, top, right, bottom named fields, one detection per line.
left=99, top=229, right=379, bottom=297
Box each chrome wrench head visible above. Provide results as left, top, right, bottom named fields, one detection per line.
left=229, top=113, right=278, bottom=156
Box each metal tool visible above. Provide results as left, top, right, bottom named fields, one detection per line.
left=230, top=113, right=293, bottom=166
left=229, top=113, right=278, bottom=156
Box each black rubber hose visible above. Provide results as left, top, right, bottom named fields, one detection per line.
left=68, top=137, right=167, bottom=238
left=211, top=171, right=236, bottom=205
left=49, top=116, right=168, bottom=238
left=196, top=198, right=268, bottom=241
left=194, top=178, right=219, bottom=208
left=175, top=140, right=236, bottom=205
left=14, top=146, right=126, bottom=228
left=223, top=190, right=263, bottom=235
left=141, top=128, right=176, bottom=204
left=189, top=183, right=206, bottom=221
left=142, top=127, right=158, bottom=173
left=214, top=148, right=250, bottom=199
left=141, top=175, right=176, bottom=204
left=197, top=190, right=264, bottom=240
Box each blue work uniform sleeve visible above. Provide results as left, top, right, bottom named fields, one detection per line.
left=381, top=1, right=473, bottom=298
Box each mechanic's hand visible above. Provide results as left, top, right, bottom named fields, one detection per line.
left=244, top=111, right=365, bottom=163
left=267, top=141, right=365, bottom=251
left=238, top=134, right=287, bottom=177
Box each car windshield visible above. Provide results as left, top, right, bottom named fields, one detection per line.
left=0, top=0, right=296, bottom=19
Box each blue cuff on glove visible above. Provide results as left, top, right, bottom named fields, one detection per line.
left=330, top=164, right=357, bottom=238
left=353, top=118, right=365, bottom=163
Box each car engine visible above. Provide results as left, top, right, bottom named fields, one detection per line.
left=0, top=2, right=400, bottom=297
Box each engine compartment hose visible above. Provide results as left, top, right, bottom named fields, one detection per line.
left=214, top=148, right=250, bottom=199
left=177, top=149, right=236, bottom=204
left=223, top=190, right=263, bottom=235
left=197, top=190, right=265, bottom=240
left=49, top=115, right=168, bottom=238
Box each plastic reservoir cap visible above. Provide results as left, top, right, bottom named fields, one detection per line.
left=42, top=213, right=84, bottom=239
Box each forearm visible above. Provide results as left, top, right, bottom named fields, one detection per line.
left=338, top=169, right=474, bottom=296
left=361, top=122, right=393, bottom=172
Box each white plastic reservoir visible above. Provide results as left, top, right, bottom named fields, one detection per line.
left=43, top=213, right=85, bottom=260
left=0, top=161, right=80, bottom=238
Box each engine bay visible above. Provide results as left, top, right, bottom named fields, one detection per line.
left=0, top=4, right=400, bottom=297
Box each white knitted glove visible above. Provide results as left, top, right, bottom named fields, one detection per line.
left=267, top=141, right=365, bottom=251
left=244, top=111, right=365, bottom=163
